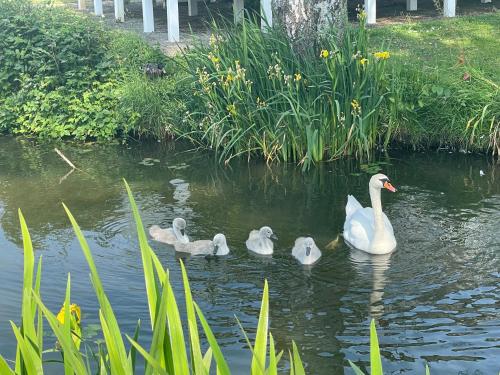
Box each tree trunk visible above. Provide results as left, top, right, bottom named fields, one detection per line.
left=271, top=0, right=347, bottom=50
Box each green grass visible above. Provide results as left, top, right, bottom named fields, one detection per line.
left=369, top=13, right=500, bottom=154
left=370, top=14, right=500, bottom=80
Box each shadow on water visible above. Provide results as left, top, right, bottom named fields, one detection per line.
left=0, top=136, right=499, bottom=374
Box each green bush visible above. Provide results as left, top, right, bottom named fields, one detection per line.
left=179, top=12, right=393, bottom=169
left=0, top=0, right=186, bottom=140
left=0, top=0, right=124, bottom=139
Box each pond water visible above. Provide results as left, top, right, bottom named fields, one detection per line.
left=0, top=136, right=499, bottom=374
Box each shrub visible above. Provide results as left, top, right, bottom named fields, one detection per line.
left=0, top=0, right=185, bottom=141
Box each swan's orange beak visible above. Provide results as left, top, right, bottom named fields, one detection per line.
left=383, top=181, right=396, bottom=192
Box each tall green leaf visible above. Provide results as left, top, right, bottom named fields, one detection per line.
left=0, top=355, right=14, bottom=375
left=251, top=280, right=269, bottom=375
left=180, top=260, right=206, bottom=375
left=194, top=302, right=231, bottom=375
left=63, top=204, right=131, bottom=374
left=370, top=319, right=383, bottom=375
left=165, top=276, right=190, bottom=374
left=291, top=341, right=305, bottom=375
left=124, top=179, right=159, bottom=328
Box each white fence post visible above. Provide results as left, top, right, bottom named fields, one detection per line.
left=167, top=0, right=180, bottom=42
left=261, top=0, right=272, bottom=29
left=114, top=0, right=125, bottom=22
left=94, top=0, right=103, bottom=15
left=78, top=0, right=86, bottom=10
left=143, top=0, right=155, bottom=32
left=188, top=0, right=199, bottom=16
left=443, top=0, right=456, bottom=17
left=406, top=0, right=417, bottom=11
left=365, top=0, right=376, bottom=24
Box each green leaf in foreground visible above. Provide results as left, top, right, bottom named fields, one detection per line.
left=370, top=319, right=383, bottom=375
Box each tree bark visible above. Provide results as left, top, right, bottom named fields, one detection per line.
left=271, top=0, right=347, bottom=50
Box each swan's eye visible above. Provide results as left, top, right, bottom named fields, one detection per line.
left=379, top=178, right=389, bottom=183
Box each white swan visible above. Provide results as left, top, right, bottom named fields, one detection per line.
left=149, top=217, right=189, bottom=245
left=292, top=237, right=322, bottom=265
left=174, top=233, right=230, bottom=256
left=245, top=226, right=277, bottom=255
left=343, top=173, right=397, bottom=254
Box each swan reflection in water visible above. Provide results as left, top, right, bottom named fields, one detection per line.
left=349, top=248, right=393, bottom=318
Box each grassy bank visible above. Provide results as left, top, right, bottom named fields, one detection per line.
left=370, top=13, right=499, bottom=154
left=0, top=0, right=498, bottom=163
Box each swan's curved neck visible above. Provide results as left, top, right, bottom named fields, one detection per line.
left=173, top=226, right=187, bottom=243
left=369, top=185, right=384, bottom=232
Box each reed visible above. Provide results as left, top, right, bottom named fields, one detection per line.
left=179, top=11, right=392, bottom=170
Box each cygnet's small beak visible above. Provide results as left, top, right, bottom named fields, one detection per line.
left=270, top=233, right=278, bottom=241
left=212, top=244, right=219, bottom=256
left=383, top=181, right=397, bottom=192
left=305, top=246, right=311, bottom=256
left=180, top=229, right=185, bottom=236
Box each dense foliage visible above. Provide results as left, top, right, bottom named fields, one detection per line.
left=0, top=0, right=184, bottom=140
left=180, top=13, right=392, bottom=168
left=0, top=0, right=497, bottom=162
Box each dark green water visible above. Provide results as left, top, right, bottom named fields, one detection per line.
left=0, top=136, right=499, bottom=374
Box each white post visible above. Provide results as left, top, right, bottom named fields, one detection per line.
left=114, top=0, right=125, bottom=22
left=188, top=0, right=198, bottom=16
left=443, top=0, right=455, bottom=17
left=78, top=0, right=86, bottom=10
left=261, top=0, right=272, bottom=29
left=143, top=0, right=155, bottom=32
left=406, top=0, right=417, bottom=11
left=167, top=0, right=180, bottom=42
left=94, top=0, right=103, bottom=16
left=233, top=0, right=244, bottom=23
left=365, top=0, right=376, bottom=24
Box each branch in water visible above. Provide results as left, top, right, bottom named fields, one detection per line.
left=54, top=148, right=76, bottom=170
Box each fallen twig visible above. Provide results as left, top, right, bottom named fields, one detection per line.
left=54, top=148, right=76, bottom=170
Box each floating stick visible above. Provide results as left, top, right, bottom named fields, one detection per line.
left=54, top=148, right=76, bottom=170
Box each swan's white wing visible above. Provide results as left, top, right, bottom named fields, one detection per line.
left=245, top=230, right=259, bottom=252
left=344, top=207, right=374, bottom=252
left=291, top=237, right=306, bottom=258
left=247, top=230, right=259, bottom=241
left=149, top=225, right=176, bottom=244
left=346, top=195, right=364, bottom=219
left=175, top=240, right=213, bottom=255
